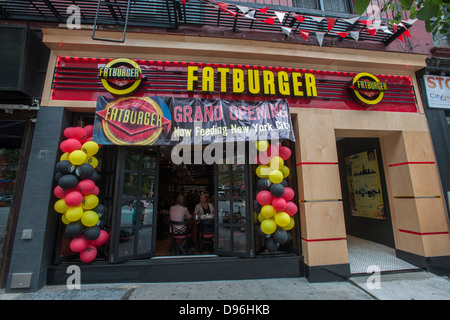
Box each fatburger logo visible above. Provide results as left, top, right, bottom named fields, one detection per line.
left=99, top=58, right=144, bottom=96
left=96, top=97, right=171, bottom=145
left=349, top=72, right=387, bottom=106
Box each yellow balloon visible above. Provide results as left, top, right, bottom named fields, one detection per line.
left=269, top=170, right=283, bottom=184
left=282, top=217, right=295, bottom=231
left=258, top=213, right=265, bottom=223
left=260, top=218, right=277, bottom=234
left=81, top=210, right=99, bottom=227
left=260, top=205, right=276, bottom=219
left=85, top=156, right=98, bottom=169
left=255, top=140, right=269, bottom=152
left=61, top=213, right=71, bottom=225
left=256, top=165, right=270, bottom=178
left=60, top=152, right=70, bottom=161
left=82, top=194, right=99, bottom=210
left=54, top=198, right=69, bottom=213
left=275, top=212, right=290, bottom=227
left=269, top=156, right=284, bottom=170
left=82, top=141, right=99, bottom=156
left=280, top=166, right=290, bottom=178
left=65, top=206, right=84, bottom=222
left=69, top=150, right=87, bottom=165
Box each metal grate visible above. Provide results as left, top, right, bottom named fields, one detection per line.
left=0, top=0, right=409, bottom=45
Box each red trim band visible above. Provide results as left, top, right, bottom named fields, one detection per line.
left=296, top=162, right=338, bottom=166
left=389, top=161, right=434, bottom=167
left=302, top=237, right=346, bottom=242
left=398, top=229, right=449, bottom=236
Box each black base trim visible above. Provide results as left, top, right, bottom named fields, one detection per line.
left=396, top=250, right=450, bottom=276
left=47, top=255, right=301, bottom=285
left=304, top=263, right=351, bottom=282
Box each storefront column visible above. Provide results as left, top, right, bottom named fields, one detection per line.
left=381, top=131, right=450, bottom=275
left=5, top=106, right=71, bottom=292
left=292, top=110, right=350, bottom=282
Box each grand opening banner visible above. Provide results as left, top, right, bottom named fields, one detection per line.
left=93, top=96, right=295, bottom=146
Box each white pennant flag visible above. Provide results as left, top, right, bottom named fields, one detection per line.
left=380, top=25, right=393, bottom=34
left=236, top=5, right=249, bottom=14
left=245, top=10, right=256, bottom=20
left=281, top=26, right=292, bottom=36
left=403, top=19, right=418, bottom=26
left=350, top=31, right=359, bottom=41
left=310, top=16, right=325, bottom=23
left=315, top=31, right=326, bottom=46
left=274, top=11, right=286, bottom=23
left=342, top=16, right=359, bottom=24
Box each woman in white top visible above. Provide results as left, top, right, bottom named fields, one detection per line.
left=194, top=192, right=214, bottom=219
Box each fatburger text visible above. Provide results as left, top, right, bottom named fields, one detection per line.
left=187, top=66, right=317, bottom=97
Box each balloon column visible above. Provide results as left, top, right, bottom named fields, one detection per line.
left=53, top=125, right=108, bottom=263
left=255, top=140, right=297, bottom=252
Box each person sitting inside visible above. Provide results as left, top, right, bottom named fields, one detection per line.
left=169, top=194, right=192, bottom=232
left=194, top=192, right=215, bottom=219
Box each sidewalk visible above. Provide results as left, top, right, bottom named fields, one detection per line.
left=1, top=271, right=449, bottom=300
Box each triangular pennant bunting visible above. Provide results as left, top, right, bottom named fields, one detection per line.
left=336, top=32, right=349, bottom=38
left=299, top=29, right=310, bottom=41
left=350, top=31, right=360, bottom=41
left=281, top=26, right=292, bottom=36
left=293, top=14, right=306, bottom=23
left=236, top=5, right=249, bottom=14
left=398, top=33, right=405, bottom=42
left=274, top=11, right=286, bottom=23
left=263, top=17, right=276, bottom=25
left=310, top=16, right=325, bottom=23
left=245, top=10, right=256, bottom=20
left=367, top=28, right=377, bottom=36
left=326, top=18, right=337, bottom=31
left=315, top=31, right=326, bottom=46
left=403, top=28, right=411, bottom=37
left=180, top=0, right=186, bottom=5
left=216, top=2, right=229, bottom=12
left=259, top=6, right=270, bottom=14
left=403, top=19, right=418, bottom=26
left=380, top=25, right=393, bottom=34
left=359, top=19, right=374, bottom=26
left=342, top=16, right=359, bottom=25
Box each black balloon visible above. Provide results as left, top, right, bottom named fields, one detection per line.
left=273, top=227, right=288, bottom=244
left=75, top=163, right=95, bottom=180
left=89, top=171, right=99, bottom=183
left=94, top=204, right=105, bottom=214
left=83, top=225, right=100, bottom=240
left=270, top=183, right=285, bottom=198
left=280, top=179, right=288, bottom=187
left=64, top=221, right=84, bottom=238
left=256, top=178, right=271, bottom=191
left=265, top=238, right=279, bottom=252
left=54, top=172, right=63, bottom=182
left=58, top=174, right=79, bottom=190
left=56, top=160, right=75, bottom=174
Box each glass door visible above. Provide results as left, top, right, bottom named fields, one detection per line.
left=109, top=147, right=159, bottom=263
left=215, top=145, right=254, bottom=258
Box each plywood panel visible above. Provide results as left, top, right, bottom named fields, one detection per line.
left=423, top=234, right=450, bottom=257
left=388, top=164, right=442, bottom=197
left=302, top=239, right=349, bottom=266
left=297, top=164, right=342, bottom=201
left=299, top=201, right=346, bottom=240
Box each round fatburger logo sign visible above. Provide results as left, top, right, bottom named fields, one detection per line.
left=96, top=97, right=172, bottom=145
left=99, top=58, right=144, bottom=96
left=349, top=72, right=387, bottom=106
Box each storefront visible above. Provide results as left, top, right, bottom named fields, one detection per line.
left=5, top=28, right=450, bottom=292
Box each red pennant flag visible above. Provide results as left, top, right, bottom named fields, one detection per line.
left=263, top=17, right=276, bottom=25
left=216, top=2, right=229, bottom=12
left=398, top=34, right=404, bottom=42
left=293, top=14, right=306, bottom=23
left=180, top=0, right=186, bottom=5
left=392, top=24, right=398, bottom=33
left=299, top=29, right=310, bottom=41
left=403, top=29, right=411, bottom=37
left=326, top=18, right=337, bottom=31
left=226, top=9, right=237, bottom=17
left=360, top=19, right=374, bottom=26
left=259, top=6, right=270, bottom=14
left=336, top=32, right=349, bottom=38
left=367, top=28, right=377, bottom=36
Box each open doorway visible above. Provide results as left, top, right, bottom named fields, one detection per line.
left=155, top=146, right=215, bottom=256
left=336, top=138, right=418, bottom=274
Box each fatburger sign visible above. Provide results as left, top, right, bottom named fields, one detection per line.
left=349, top=72, right=387, bottom=106
left=99, top=58, right=144, bottom=96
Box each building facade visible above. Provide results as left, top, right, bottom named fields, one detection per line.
left=1, top=0, right=449, bottom=293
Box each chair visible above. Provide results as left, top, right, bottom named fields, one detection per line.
left=198, top=219, right=215, bottom=253
left=169, top=220, right=193, bottom=255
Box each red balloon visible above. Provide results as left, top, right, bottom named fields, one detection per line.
left=256, top=190, right=273, bottom=206
left=92, top=186, right=99, bottom=196
left=77, top=179, right=96, bottom=195
left=285, top=201, right=298, bottom=216
left=64, top=127, right=74, bottom=139
left=65, top=190, right=84, bottom=207
left=281, top=187, right=295, bottom=201
left=272, top=197, right=287, bottom=211
left=279, top=146, right=292, bottom=161
left=60, top=139, right=82, bottom=153
left=89, top=230, right=109, bottom=247
left=80, top=245, right=97, bottom=263
left=71, top=127, right=87, bottom=143
left=54, top=185, right=66, bottom=199
left=264, top=144, right=279, bottom=158
left=69, top=235, right=89, bottom=253
left=83, top=125, right=94, bottom=138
